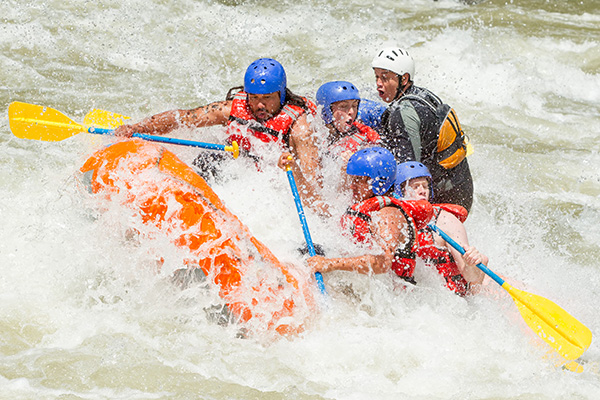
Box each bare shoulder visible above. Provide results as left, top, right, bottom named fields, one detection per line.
left=437, top=208, right=460, bottom=225
left=378, top=206, right=408, bottom=225
left=193, top=100, right=232, bottom=115
left=371, top=206, right=410, bottom=249
left=185, top=100, right=232, bottom=126
left=436, top=207, right=468, bottom=243
left=289, top=113, right=311, bottom=139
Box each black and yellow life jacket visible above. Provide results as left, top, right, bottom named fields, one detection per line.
left=400, top=93, right=468, bottom=170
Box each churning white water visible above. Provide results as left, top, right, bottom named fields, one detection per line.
left=1, top=0, right=599, bottom=398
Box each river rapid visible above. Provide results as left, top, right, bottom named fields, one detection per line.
left=1, top=0, right=599, bottom=399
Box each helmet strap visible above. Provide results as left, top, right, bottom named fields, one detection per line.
left=394, top=74, right=412, bottom=100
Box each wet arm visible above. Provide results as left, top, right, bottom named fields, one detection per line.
left=461, top=246, right=488, bottom=284
left=436, top=211, right=485, bottom=284
left=309, top=254, right=388, bottom=275
left=308, top=208, right=408, bottom=275
left=278, top=152, right=329, bottom=216
left=114, top=101, right=232, bottom=136
left=288, top=115, right=328, bottom=214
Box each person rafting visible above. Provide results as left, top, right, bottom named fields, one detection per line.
left=278, top=81, right=380, bottom=216
left=114, top=57, right=320, bottom=185
left=306, top=147, right=434, bottom=283
left=394, top=161, right=485, bottom=295
left=372, top=47, right=474, bottom=212
left=316, top=81, right=381, bottom=159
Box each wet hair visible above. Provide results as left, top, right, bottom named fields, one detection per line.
left=225, top=86, right=244, bottom=101
left=226, top=86, right=312, bottom=112
left=284, top=88, right=312, bottom=112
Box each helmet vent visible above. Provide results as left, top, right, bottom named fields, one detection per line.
left=244, top=58, right=287, bottom=103
left=372, top=47, right=414, bottom=79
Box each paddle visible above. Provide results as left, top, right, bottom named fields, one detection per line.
left=285, top=162, right=327, bottom=296
left=8, top=102, right=240, bottom=158
left=428, top=223, right=592, bottom=363
left=83, top=108, right=130, bottom=129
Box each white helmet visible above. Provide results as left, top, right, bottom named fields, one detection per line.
left=372, top=47, right=415, bottom=80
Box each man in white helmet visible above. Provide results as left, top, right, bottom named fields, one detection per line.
left=372, top=47, right=474, bottom=213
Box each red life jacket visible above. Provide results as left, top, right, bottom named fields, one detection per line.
left=227, top=91, right=316, bottom=153
left=341, top=196, right=433, bottom=283
left=328, top=121, right=380, bottom=155
left=416, top=204, right=470, bottom=296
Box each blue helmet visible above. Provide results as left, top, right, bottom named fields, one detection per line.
left=394, top=161, right=432, bottom=199
left=346, top=147, right=396, bottom=196
left=244, top=58, right=287, bottom=105
left=316, top=81, right=360, bottom=124
left=357, top=98, right=386, bottom=130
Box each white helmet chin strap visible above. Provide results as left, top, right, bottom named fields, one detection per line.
left=394, top=75, right=412, bottom=100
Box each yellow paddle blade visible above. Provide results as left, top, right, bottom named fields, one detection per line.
left=84, top=109, right=131, bottom=129
left=503, top=282, right=592, bottom=361
left=8, top=102, right=85, bottom=142
left=466, top=141, right=474, bottom=157
left=563, top=360, right=585, bottom=373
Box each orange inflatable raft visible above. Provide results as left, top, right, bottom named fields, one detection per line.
left=80, top=139, right=316, bottom=335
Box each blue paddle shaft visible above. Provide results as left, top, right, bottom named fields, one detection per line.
left=286, top=169, right=327, bottom=295
left=427, top=223, right=505, bottom=287
left=88, top=127, right=228, bottom=152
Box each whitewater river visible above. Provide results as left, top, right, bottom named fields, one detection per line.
left=1, top=0, right=599, bottom=398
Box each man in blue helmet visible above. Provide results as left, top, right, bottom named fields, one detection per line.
left=307, top=147, right=434, bottom=283
left=395, top=161, right=485, bottom=295
left=372, top=47, right=474, bottom=213
left=114, top=58, right=320, bottom=183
